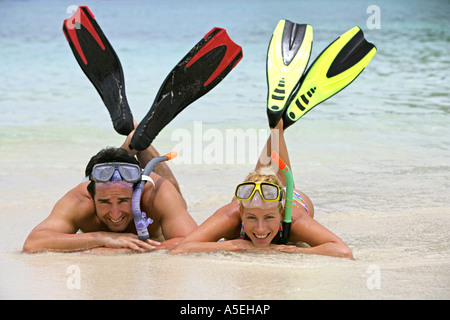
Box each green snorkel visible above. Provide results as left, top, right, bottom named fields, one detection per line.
left=271, top=151, right=293, bottom=245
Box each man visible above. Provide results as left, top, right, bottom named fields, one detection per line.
left=23, top=131, right=197, bottom=253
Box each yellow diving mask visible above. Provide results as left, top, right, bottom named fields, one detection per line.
left=235, top=181, right=283, bottom=209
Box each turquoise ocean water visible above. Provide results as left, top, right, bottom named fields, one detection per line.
left=0, top=0, right=449, bottom=299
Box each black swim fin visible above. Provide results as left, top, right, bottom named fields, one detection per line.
left=282, top=26, right=377, bottom=129
left=63, top=6, right=134, bottom=135
left=129, top=28, right=243, bottom=151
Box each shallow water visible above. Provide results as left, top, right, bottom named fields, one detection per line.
left=1, top=0, right=449, bottom=299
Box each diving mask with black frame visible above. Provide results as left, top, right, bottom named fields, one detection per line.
left=235, top=181, right=283, bottom=209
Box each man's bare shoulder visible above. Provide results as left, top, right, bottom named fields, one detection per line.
left=51, top=182, right=96, bottom=223
left=29, top=182, right=97, bottom=236
left=61, top=182, right=93, bottom=208
left=140, top=172, right=168, bottom=204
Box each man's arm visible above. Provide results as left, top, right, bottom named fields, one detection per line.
left=148, top=176, right=198, bottom=249
left=23, top=188, right=99, bottom=253
left=22, top=185, right=157, bottom=253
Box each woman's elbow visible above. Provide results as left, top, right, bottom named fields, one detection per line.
left=171, top=243, right=188, bottom=254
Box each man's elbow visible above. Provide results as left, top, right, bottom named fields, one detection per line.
left=22, top=234, right=46, bottom=254
left=22, top=239, right=41, bottom=253
left=338, top=244, right=354, bottom=259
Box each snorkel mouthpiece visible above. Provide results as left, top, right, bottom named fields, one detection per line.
left=131, top=152, right=177, bottom=240
left=131, top=185, right=153, bottom=239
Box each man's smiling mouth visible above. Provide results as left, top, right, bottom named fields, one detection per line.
left=109, top=216, right=125, bottom=223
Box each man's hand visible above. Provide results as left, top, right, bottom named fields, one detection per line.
left=98, top=232, right=161, bottom=252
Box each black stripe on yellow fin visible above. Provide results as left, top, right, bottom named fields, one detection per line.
left=266, top=20, right=313, bottom=128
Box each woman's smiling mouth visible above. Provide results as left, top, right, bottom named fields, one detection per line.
left=253, top=233, right=270, bottom=239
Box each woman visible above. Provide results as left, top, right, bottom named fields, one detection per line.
left=173, top=119, right=353, bottom=258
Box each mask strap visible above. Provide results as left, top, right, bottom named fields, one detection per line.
left=141, top=175, right=155, bottom=187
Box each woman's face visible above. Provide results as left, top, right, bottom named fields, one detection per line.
left=241, top=207, right=282, bottom=247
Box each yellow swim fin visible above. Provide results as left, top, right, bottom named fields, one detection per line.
left=282, top=26, right=377, bottom=129
left=266, top=20, right=313, bottom=128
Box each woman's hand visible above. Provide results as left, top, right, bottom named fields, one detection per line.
left=229, top=239, right=297, bottom=252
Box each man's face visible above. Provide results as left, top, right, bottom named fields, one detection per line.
left=94, top=181, right=134, bottom=232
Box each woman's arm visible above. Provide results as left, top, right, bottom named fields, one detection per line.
left=287, top=214, right=354, bottom=258
left=273, top=242, right=353, bottom=258
left=172, top=201, right=353, bottom=258
left=172, top=239, right=250, bottom=253
left=171, top=202, right=241, bottom=254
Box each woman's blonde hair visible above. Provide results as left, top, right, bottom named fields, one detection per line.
left=238, top=165, right=285, bottom=214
